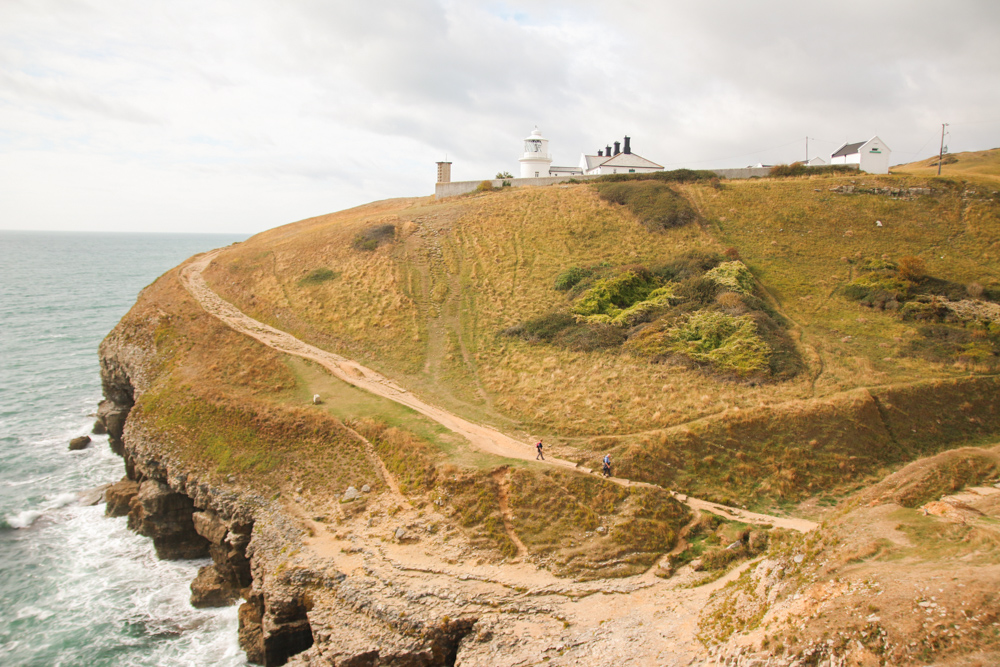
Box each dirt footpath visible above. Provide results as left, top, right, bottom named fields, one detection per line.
left=180, top=251, right=816, bottom=534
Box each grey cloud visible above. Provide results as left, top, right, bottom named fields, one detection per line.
left=0, top=71, right=160, bottom=125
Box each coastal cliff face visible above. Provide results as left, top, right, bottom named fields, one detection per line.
left=95, top=268, right=493, bottom=666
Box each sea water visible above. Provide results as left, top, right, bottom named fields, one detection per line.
left=0, top=231, right=249, bottom=666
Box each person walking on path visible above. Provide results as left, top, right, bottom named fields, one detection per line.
left=536, top=441, right=544, bottom=460
left=602, top=453, right=612, bottom=477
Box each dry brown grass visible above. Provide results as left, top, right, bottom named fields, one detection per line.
left=892, top=146, right=1000, bottom=182
left=198, top=175, right=1000, bottom=507
left=108, top=269, right=378, bottom=497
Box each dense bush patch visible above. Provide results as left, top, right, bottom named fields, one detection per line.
left=352, top=223, right=396, bottom=251
left=505, top=253, right=800, bottom=379
left=298, top=267, right=341, bottom=286
left=768, top=163, right=860, bottom=178
left=594, top=181, right=698, bottom=231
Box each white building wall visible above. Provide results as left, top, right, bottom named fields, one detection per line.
left=858, top=137, right=890, bottom=174
left=595, top=164, right=661, bottom=175
left=520, top=158, right=552, bottom=178
left=833, top=153, right=861, bottom=165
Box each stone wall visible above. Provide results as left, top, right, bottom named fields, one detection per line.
left=433, top=166, right=862, bottom=198
left=435, top=174, right=602, bottom=198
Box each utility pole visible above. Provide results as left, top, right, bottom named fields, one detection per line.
left=937, top=123, right=949, bottom=175
left=806, top=136, right=809, bottom=164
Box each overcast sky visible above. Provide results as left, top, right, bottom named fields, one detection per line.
left=2, top=1, right=999, bottom=234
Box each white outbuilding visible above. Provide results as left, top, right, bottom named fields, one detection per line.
left=830, top=136, right=890, bottom=174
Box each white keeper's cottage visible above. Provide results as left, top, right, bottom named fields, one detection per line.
left=830, top=136, right=891, bottom=174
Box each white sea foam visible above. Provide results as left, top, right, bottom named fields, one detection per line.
left=6, top=508, right=43, bottom=528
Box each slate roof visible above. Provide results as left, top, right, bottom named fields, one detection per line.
left=832, top=141, right=866, bottom=158
left=582, top=152, right=663, bottom=170
left=599, top=152, right=664, bottom=169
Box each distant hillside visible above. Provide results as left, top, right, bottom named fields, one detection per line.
left=893, top=147, right=1000, bottom=181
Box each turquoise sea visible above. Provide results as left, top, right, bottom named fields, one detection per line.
left=0, top=231, right=249, bottom=666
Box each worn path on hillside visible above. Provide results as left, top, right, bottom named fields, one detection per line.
left=181, top=251, right=816, bottom=533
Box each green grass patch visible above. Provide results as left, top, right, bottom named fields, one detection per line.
left=298, top=267, right=341, bottom=286
left=625, top=310, right=771, bottom=376
left=594, top=181, right=698, bottom=231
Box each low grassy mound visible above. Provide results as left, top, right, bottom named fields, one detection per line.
left=507, top=254, right=800, bottom=379
left=842, top=254, right=1000, bottom=368
left=352, top=222, right=396, bottom=251
left=594, top=181, right=698, bottom=231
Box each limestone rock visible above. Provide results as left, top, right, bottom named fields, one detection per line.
left=127, top=480, right=209, bottom=559
left=342, top=486, right=361, bottom=502
left=239, top=596, right=265, bottom=665
left=96, top=399, right=129, bottom=455
left=69, top=435, right=92, bottom=451
left=191, top=564, right=240, bottom=608
left=78, top=483, right=110, bottom=506
left=361, top=484, right=371, bottom=493
left=105, top=478, right=140, bottom=517
left=193, top=510, right=229, bottom=544
left=91, top=419, right=107, bottom=435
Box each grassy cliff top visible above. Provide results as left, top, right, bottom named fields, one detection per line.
left=199, top=167, right=1000, bottom=508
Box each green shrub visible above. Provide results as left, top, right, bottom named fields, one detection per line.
left=859, top=257, right=898, bottom=273
left=704, top=261, right=756, bottom=295
left=476, top=180, right=495, bottom=192
left=651, top=250, right=724, bottom=282
left=503, top=312, right=577, bottom=341
left=768, top=163, right=858, bottom=178
left=626, top=310, right=771, bottom=375
left=571, top=269, right=659, bottom=317
left=843, top=272, right=912, bottom=307
left=594, top=181, right=698, bottom=230
left=899, top=299, right=950, bottom=322
left=592, top=168, right=717, bottom=184
left=351, top=223, right=396, bottom=251
left=298, top=267, right=341, bottom=286
left=602, top=285, right=680, bottom=328
left=554, top=266, right=592, bottom=291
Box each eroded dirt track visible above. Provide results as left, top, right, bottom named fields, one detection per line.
left=180, top=251, right=816, bottom=533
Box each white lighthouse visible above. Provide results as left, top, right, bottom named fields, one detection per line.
left=519, top=127, right=553, bottom=178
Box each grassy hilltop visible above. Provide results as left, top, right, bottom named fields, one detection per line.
left=104, top=151, right=1000, bottom=662
left=203, top=159, right=1000, bottom=510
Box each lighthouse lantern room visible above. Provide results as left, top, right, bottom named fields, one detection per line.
left=519, top=126, right=553, bottom=178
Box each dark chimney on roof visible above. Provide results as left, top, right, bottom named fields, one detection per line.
left=613, top=141, right=620, bottom=155
left=606, top=145, right=612, bottom=157
left=624, top=136, right=631, bottom=154
left=598, top=149, right=603, bottom=156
